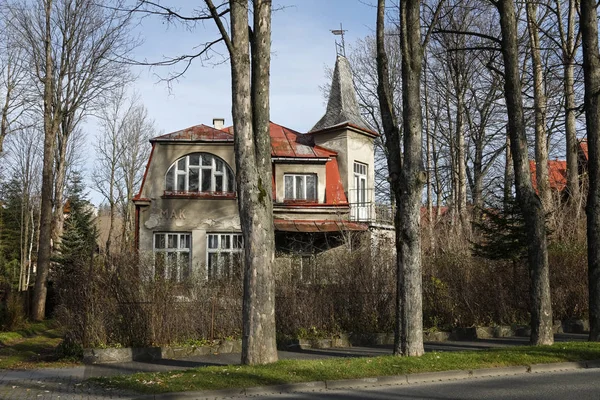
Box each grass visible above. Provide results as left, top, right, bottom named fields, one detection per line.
left=92, top=341, right=600, bottom=394
left=0, top=320, right=79, bottom=369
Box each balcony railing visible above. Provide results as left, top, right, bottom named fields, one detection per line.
left=348, top=189, right=395, bottom=225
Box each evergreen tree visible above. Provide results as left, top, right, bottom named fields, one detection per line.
left=54, top=172, right=97, bottom=274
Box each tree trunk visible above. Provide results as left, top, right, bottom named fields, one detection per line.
left=32, top=0, right=58, bottom=321
left=564, top=0, right=580, bottom=201
left=497, top=0, right=553, bottom=346
left=504, top=131, right=514, bottom=211
left=581, top=0, right=600, bottom=341
left=398, top=0, right=425, bottom=356
left=222, top=0, right=277, bottom=365
left=526, top=0, right=551, bottom=212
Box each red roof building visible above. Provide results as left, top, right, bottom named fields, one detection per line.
left=133, top=55, right=385, bottom=281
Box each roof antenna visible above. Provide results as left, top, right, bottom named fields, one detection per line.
left=331, top=23, right=347, bottom=57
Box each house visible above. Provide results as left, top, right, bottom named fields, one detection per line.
left=133, top=55, right=386, bottom=280
left=529, top=139, right=589, bottom=195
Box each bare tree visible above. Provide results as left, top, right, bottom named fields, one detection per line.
left=5, top=0, right=135, bottom=320
left=205, top=0, right=277, bottom=365
left=94, top=87, right=136, bottom=256
left=376, top=0, right=442, bottom=356
left=526, top=0, right=551, bottom=211
left=580, top=0, right=600, bottom=341
left=0, top=30, right=30, bottom=153
left=117, top=103, right=153, bottom=251
left=496, top=0, right=553, bottom=345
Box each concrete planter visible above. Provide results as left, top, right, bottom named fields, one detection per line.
left=83, top=339, right=243, bottom=365
left=281, top=334, right=351, bottom=350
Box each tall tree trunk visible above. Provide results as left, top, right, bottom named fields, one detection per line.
left=581, top=0, right=600, bottom=342
left=526, top=0, right=551, bottom=212
left=563, top=0, right=580, bottom=201
left=398, top=0, right=426, bottom=356
left=375, top=0, right=406, bottom=356
left=32, top=0, right=58, bottom=321
left=497, top=0, right=553, bottom=346
left=212, top=0, right=277, bottom=364
left=52, top=127, right=69, bottom=249
left=504, top=131, right=514, bottom=211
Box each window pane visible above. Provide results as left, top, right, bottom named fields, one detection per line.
left=233, top=235, right=243, bottom=249
left=215, top=175, right=223, bottom=192
left=177, top=174, right=185, bottom=191
left=180, top=234, right=190, bottom=249
left=155, top=234, right=165, bottom=249
left=189, top=154, right=200, bottom=165
left=222, top=253, right=232, bottom=278
left=202, top=169, right=212, bottom=191
left=202, top=154, right=212, bottom=166
left=221, top=235, right=230, bottom=249
left=166, top=168, right=175, bottom=191
left=227, top=169, right=234, bottom=192
left=178, top=158, right=186, bottom=170
left=167, top=252, right=178, bottom=280
left=208, top=253, right=218, bottom=278
left=189, top=168, right=199, bottom=191
left=216, top=159, right=223, bottom=172
left=306, top=175, right=316, bottom=200
left=285, top=176, right=294, bottom=199
left=155, top=252, right=165, bottom=279
left=296, top=176, right=305, bottom=199
left=167, top=234, right=178, bottom=249
left=180, top=253, right=190, bottom=280
left=208, top=235, right=218, bottom=249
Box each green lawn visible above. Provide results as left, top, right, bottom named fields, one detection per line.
left=93, top=341, right=600, bottom=394
left=0, top=321, right=79, bottom=369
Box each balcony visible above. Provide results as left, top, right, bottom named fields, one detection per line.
left=348, top=189, right=394, bottom=226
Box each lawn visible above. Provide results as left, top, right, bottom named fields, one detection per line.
left=93, top=341, right=600, bottom=394
left=0, top=320, right=78, bottom=369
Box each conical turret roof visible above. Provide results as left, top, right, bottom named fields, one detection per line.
left=310, top=55, right=372, bottom=134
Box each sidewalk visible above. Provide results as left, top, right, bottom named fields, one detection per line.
left=0, top=333, right=588, bottom=400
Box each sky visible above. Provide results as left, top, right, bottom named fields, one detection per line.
left=87, top=0, right=380, bottom=204
left=129, top=0, right=378, bottom=134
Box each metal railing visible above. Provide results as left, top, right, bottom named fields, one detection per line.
left=348, top=189, right=395, bottom=225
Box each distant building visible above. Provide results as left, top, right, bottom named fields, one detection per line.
left=529, top=139, right=589, bottom=195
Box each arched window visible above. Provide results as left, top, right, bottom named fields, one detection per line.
left=165, top=153, right=235, bottom=195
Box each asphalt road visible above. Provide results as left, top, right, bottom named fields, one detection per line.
left=226, top=368, right=600, bottom=400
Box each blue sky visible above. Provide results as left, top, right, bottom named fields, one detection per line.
left=130, top=0, right=378, bottom=134
left=86, top=0, right=379, bottom=204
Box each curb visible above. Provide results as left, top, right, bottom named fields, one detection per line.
left=132, top=359, right=600, bottom=400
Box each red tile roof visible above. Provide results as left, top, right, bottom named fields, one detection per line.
left=269, top=122, right=337, bottom=158
left=579, top=139, right=589, bottom=161
left=152, top=124, right=234, bottom=142
left=153, top=122, right=337, bottom=160
left=273, top=219, right=368, bottom=232
left=529, top=160, right=567, bottom=192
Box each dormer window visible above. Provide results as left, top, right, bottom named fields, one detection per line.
left=284, top=174, right=317, bottom=201
left=165, top=153, right=235, bottom=196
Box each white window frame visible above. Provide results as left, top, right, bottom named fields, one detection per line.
left=206, top=233, right=243, bottom=279
left=284, top=173, right=318, bottom=201
left=165, top=153, right=235, bottom=194
left=353, top=162, right=368, bottom=205
left=153, top=232, right=191, bottom=281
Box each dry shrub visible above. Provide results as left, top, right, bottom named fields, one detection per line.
left=55, top=253, right=242, bottom=348
left=56, top=221, right=590, bottom=347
